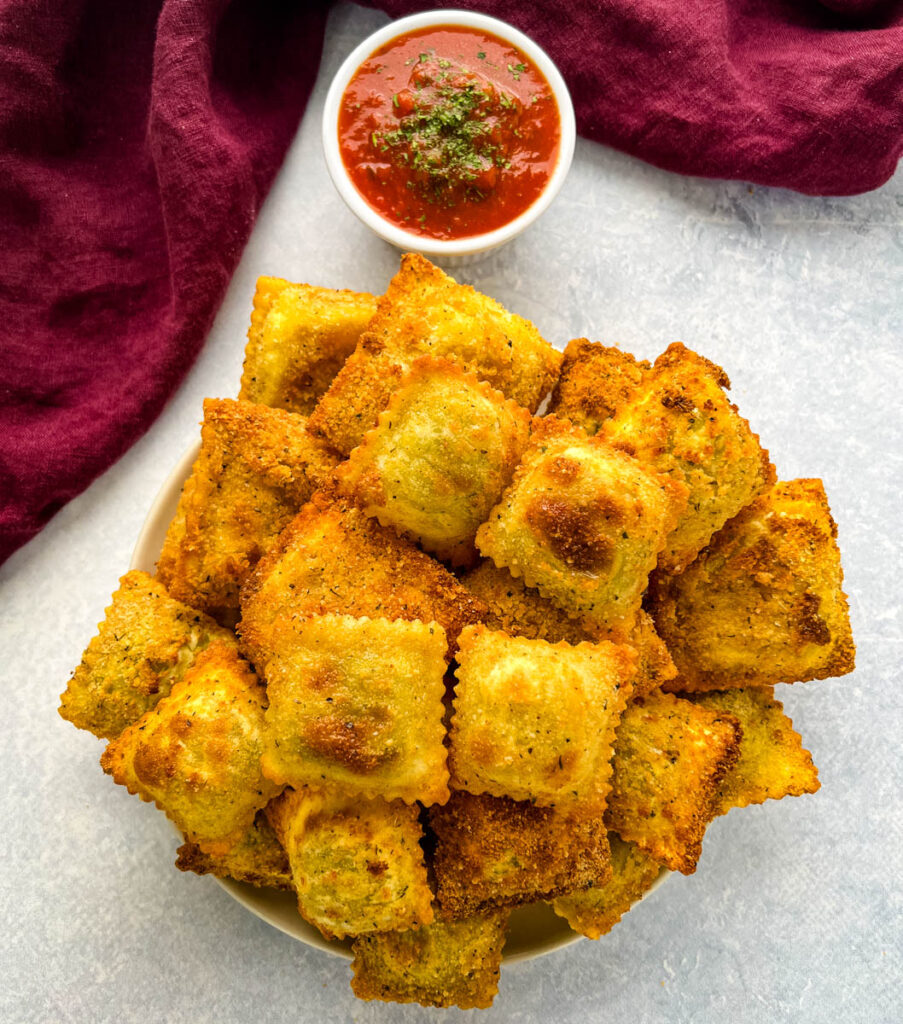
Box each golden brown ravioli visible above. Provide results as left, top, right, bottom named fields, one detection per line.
left=449, top=625, right=635, bottom=816
left=460, top=558, right=603, bottom=644
left=156, top=398, right=338, bottom=624
left=606, top=692, right=741, bottom=874
left=59, top=570, right=237, bottom=740
left=175, top=806, right=293, bottom=890
left=476, top=416, right=688, bottom=635
left=460, top=561, right=674, bottom=694
left=238, top=489, right=486, bottom=666
left=100, top=642, right=281, bottom=854
left=685, top=688, right=820, bottom=814
left=336, top=356, right=530, bottom=565
left=308, top=253, right=560, bottom=455
left=350, top=909, right=509, bottom=1010
left=267, top=789, right=433, bottom=941
left=601, top=342, right=775, bottom=571
left=260, top=614, right=449, bottom=806
left=548, top=338, right=650, bottom=435
left=239, top=277, right=378, bottom=415
left=648, top=478, right=855, bottom=690
left=429, top=791, right=611, bottom=917
left=551, top=833, right=663, bottom=939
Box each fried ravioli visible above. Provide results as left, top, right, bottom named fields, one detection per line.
left=548, top=339, right=650, bottom=435
left=685, top=688, right=820, bottom=814
left=429, top=791, right=612, bottom=916
left=260, top=615, right=449, bottom=806
left=350, top=909, right=509, bottom=1010
left=308, top=253, right=561, bottom=456
left=606, top=692, right=741, bottom=874
left=336, top=356, right=530, bottom=565
left=238, top=489, right=485, bottom=666
left=239, top=277, right=378, bottom=415
left=551, top=833, right=663, bottom=939
left=449, top=625, right=635, bottom=816
left=100, top=642, right=281, bottom=854
left=267, top=788, right=433, bottom=940
left=156, top=398, right=339, bottom=624
left=59, top=570, right=238, bottom=740
left=460, top=561, right=674, bottom=695
left=476, top=416, right=688, bottom=634
left=460, top=558, right=603, bottom=644
left=648, top=478, right=856, bottom=690
left=601, top=343, right=774, bottom=572
left=175, top=807, right=293, bottom=890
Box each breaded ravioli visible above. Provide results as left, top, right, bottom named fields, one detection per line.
left=308, top=253, right=561, bottom=456
left=238, top=489, right=485, bottom=666
left=336, top=356, right=530, bottom=565
left=476, top=416, right=687, bottom=635
left=175, top=807, right=293, bottom=890
left=461, top=558, right=603, bottom=644
left=156, top=398, right=339, bottom=624
left=449, top=625, right=635, bottom=816
left=267, top=789, right=433, bottom=940
left=260, top=615, right=449, bottom=806
left=627, top=608, right=678, bottom=697
left=648, top=478, right=856, bottom=690
left=350, top=910, right=509, bottom=1010
left=551, top=833, right=663, bottom=939
left=59, top=570, right=238, bottom=741
left=100, top=642, right=281, bottom=854
left=601, top=342, right=775, bottom=572
left=548, top=339, right=650, bottom=435
left=239, top=277, right=378, bottom=415
left=460, top=561, right=675, bottom=695
left=606, top=692, right=741, bottom=874
left=686, top=688, right=820, bottom=814
left=429, top=791, right=612, bottom=917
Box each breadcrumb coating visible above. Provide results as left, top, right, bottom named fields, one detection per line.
left=551, top=832, right=663, bottom=939
left=100, top=642, right=281, bottom=855
left=429, top=791, right=611, bottom=916
left=336, top=356, right=530, bottom=565
left=59, top=570, right=237, bottom=740
left=239, top=277, right=377, bottom=415
left=606, top=692, right=741, bottom=874
left=308, top=253, right=560, bottom=455
left=156, top=398, right=338, bottom=624
left=267, top=788, right=433, bottom=941
left=238, top=489, right=486, bottom=666
left=685, top=688, right=820, bottom=814
left=648, top=478, right=855, bottom=689
left=351, top=909, right=508, bottom=1010
left=260, top=614, right=449, bottom=806
left=450, top=625, right=635, bottom=816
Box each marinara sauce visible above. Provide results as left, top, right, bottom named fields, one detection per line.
left=337, top=26, right=561, bottom=240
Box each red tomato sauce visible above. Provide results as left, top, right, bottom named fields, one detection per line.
left=338, top=26, right=561, bottom=241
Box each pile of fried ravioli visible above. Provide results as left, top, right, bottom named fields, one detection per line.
left=60, top=254, right=855, bottom=1010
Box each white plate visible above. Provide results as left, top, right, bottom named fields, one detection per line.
left=131, top=441, right=667, bottom=962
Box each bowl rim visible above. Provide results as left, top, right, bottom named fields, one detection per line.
left=321, top=8, right=577, bottom=257
left=130, top=440, right=669, bottom=963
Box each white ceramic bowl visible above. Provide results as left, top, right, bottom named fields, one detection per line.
left=131, top=443, right=667, bottom=962
left=322, top=9, right=576, bottom=260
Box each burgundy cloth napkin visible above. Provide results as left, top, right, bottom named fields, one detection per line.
left=1, top=0, right=901, bottom=567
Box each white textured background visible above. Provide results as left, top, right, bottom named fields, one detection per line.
left=2, top=4, right=901, bottom=1022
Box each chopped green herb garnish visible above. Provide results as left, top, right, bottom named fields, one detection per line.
left=379, top=55, right=519, bottom=205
